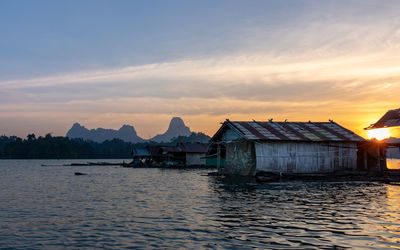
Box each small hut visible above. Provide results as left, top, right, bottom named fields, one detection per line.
left=211, top=120, right=367, bottom=176
left=365, top=108, right=400, bottom=129
left=147, top=145, right=184, bottom=164
left=179, top=143, right=208, bottom=166
left=132, top=147, right=151, bottom=160
left=131, top=147, right=151, bottom=165
left=146, top=143, right=208, bottom=166
left=363, top=108, right=400, bottom=171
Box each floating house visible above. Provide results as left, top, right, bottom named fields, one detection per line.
left=132, top=147, right=151, bottom=160
left=179, top=143, right=209, bottom=166
left=365, top=108, right=400, bottom=129
left=364, top=108, right=400, bottom=169
left=145, top=143, right=208, bottom=167
left=131, top=147, right=152, bottom=165
left=211, top=120, right=370, bottom=176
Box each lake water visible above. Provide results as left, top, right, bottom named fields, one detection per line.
left=1, top=160, right=400, bottom=249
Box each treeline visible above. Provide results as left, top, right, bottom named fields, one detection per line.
left=159, top=132, right=210, bottom=145
left=0, top=132, right=210, bottom=159
left=0, top=134, right=134, bottom=159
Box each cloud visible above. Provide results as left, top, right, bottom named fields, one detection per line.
left=2, top=50, right=400, bottom=105
left=2, top=2, right=400, bottom=138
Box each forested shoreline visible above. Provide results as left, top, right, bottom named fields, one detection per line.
left=0, top=132, right=210, bottom=159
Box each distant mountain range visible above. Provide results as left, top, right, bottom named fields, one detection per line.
left=66, top=117, right=193, bottom=143
left=66, top=123, right=145, bottom=143
left=150, top=117, right=191, bottom=142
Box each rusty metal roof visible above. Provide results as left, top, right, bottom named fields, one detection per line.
left=215, top=120, right=365, bottom=142
left=179, top=143, right=208, bottom=153
left=146, top=143, right=208, bottom=155
left=365, top=108, right=400, bottom=130
left=133, top=147, right=150, bottom=157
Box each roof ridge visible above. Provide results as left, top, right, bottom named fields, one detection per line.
left=213, top=120, right=365, bottom=142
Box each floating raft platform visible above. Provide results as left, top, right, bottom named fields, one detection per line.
left=41, top=161, right=123, bottom=167
left=210, top=170, right=400, bottom=184
left=121, top=161, right=216, bottom=169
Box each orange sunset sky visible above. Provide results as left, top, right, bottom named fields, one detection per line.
left=0, top=1, right=399, bottom=139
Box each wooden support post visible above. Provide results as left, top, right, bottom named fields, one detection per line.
left=217, top=144, right=221, bottom=170
left=363, top=150, right=368, bottom=171
left=377, top=144, right=382, bottom=173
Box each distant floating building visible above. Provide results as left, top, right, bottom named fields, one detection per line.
left=365, top=108, right=400, bottom=130
left=143, top=143, right=208, bottom=167
left=210, top=119, right=385, bottom=176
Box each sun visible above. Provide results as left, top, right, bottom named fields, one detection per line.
left=367, top=128, right=391, bottom=140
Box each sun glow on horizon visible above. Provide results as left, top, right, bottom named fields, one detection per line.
left=367, top=128, right=391, bottom=140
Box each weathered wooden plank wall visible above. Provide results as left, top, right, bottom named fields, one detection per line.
left=222, top=141, right=256, bottom=176
left=186, top=153, right=206, bottom=166
left=255, top=141, right=358, bottom=173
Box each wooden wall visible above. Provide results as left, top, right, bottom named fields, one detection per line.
left=255, top=141, right=358, bottom=174
left=221, top=141, right=256, bottom=176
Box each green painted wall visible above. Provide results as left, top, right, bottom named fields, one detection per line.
left=206, top=157, right=225, bottom=167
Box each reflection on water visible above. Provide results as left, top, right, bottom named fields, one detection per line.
left=1, top=160, right=400, bottom=249
left=383, top=185, right=400, bottom=248
left=211, top=179, right=400, bottom=249
left=388, top=158, right=400, bottom=169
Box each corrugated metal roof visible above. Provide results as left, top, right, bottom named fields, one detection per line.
left=146, top=143, right=208, bottom=155
left=160, top=146, right=181, bottom=153
left=179, top=143, right=208, bottom=153
left=365, top=108, right=400, bottom=130
left=133, top=148, right=150, bottom=157
left=220, top=120, right=365, bottom=142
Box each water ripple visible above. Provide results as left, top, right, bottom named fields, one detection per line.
left=1, top=160, right=400, bottom=249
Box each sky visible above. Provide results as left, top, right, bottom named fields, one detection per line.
left=1, top=0, right=400, bottom=139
